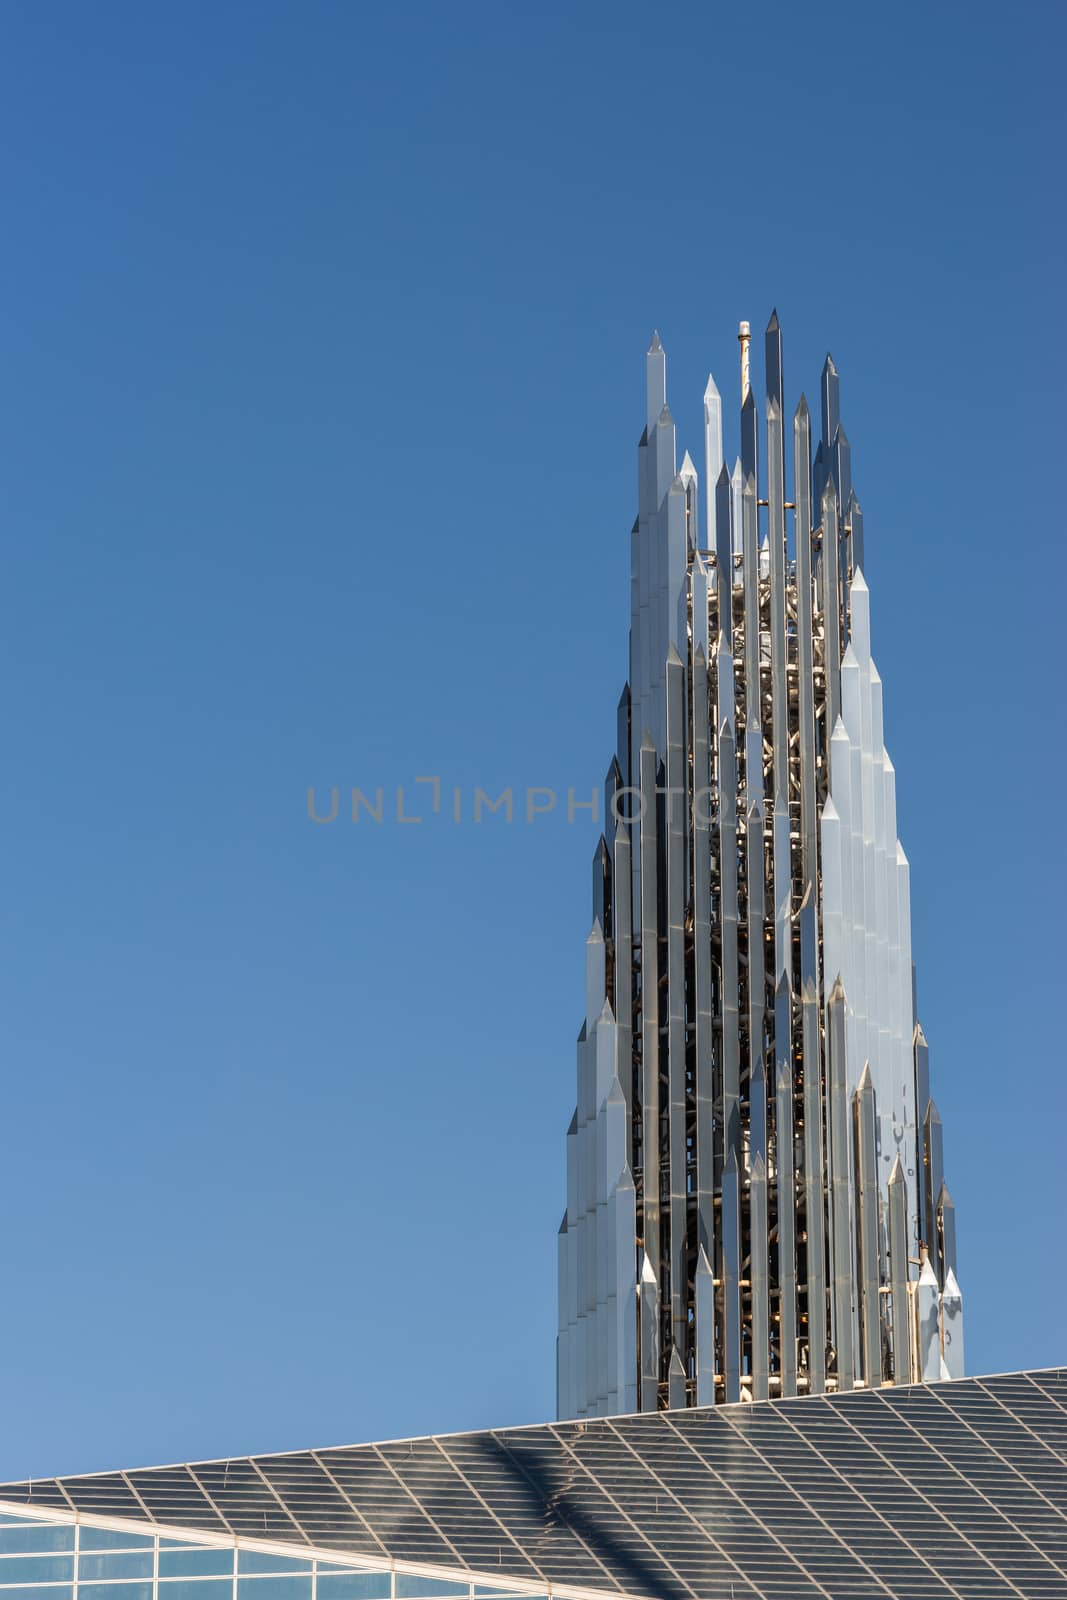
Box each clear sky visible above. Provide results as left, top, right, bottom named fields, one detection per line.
left=1, top=1, right=1063, bottom=1480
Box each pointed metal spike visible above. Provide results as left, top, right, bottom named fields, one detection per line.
left=821, top=354, right=840, bottom=450
left=765, top=309, right=784, bottom=410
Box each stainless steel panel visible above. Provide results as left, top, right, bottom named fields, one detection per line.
left=853, top=1064, right=881, bottom=1388
left=665, top=648, right=688, bottom=1361
left=775, top=971, right=798, bottom=1398
left=827, top=979, right=854, bottom=1391
left=750, top=1152, right=769, bottom=1401
left=888, top=1154, right=910, bottom=1385
left=722, top=1149, right=741, bottom=1404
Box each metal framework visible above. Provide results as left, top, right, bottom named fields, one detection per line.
left=557, top=314, right=963, bottom=1417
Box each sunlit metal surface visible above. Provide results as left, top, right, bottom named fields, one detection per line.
left=557, top=317, right=963, bottom=1416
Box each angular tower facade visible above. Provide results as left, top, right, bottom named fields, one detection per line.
left=557, top=315, right=963, bottom=1417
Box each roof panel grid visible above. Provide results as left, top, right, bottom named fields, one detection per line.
left=1, top=1370, right=1066, bottom=1600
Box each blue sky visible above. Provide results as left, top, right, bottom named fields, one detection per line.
left=0, top=1, right=1063, bottom=1478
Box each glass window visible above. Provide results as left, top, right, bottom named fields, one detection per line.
left=80, top=1585, right=154, bottom=1600
left=237, top=1555, right=311, bottom=1576
left=394, top=1582, right=470, bottom=1599
left=0, top=1589, right=72, bottom=1600
left=80, top=1531, right=155, bottom=1553
left=236, top=1578, right=310, bottom=1600
left=473, top=1593, right=547, bottom=1600
left=0, top=1528, right=75, bottom=1555
left=0, top=1557, right=74, bottom=1584
left=159, top=1551, right=235, bottom=1578
left=157, top=1580, right=233, bottom=1600
left=78, top=1554, right=155, bottom=1581
left=315, top=1575, right=391, bottom=1600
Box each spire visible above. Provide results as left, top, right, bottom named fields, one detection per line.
left=558, top=319, right=959, bottom=1421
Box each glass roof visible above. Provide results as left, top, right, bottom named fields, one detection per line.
left=1, top=1369, right=1066, bottom=1600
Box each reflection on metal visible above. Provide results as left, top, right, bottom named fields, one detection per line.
left=915, top=1251, right=942, bottom=1382
left=941, top=1267, right=965, bottom=1380
left=557, top=315, right=963, bottom=1416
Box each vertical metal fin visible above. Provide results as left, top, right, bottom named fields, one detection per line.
left=692, top=644, right=715, bottom=1260
left=639, top=735, right=660, bottom=1289
left=668, top=1346, right=687, bottom=1410
left=914, top=1021, right=931, bottom=1234
left=666, top=647, right=688, bottom=1363
left=827, top=978, right=854, bottom=1391
left=940, top=1267, right=965, bottom=1380
left=722, top=1149, right=741, bottom=1403
left=750, top=1152, right=769, bottom=1400
left=718, top=720, right=741, bottom=1161
left=775, top=971, right=797, bottom=1397
left=923, top=1098, right=944, bottom=1285
left=822, top=481, right=842, bottom=733
left=801, top=973, right=826, bottom=1395
left=695, top=1245, right=715, bottom=1406
left=853, top=1064, right=881, bottom=1387
left=616, top=1168, right=638, bottom=1414
left=937, top=1182, right=957, bottom=1283
left=612, top=820, right=633, bottom=1120
left=850, top=495, right=865, bottom=575
left=715, top=463, right=733, bottom=619
left=639, top=1253, right=660, bottom=1410
left=887, top=1154, right=910, bottom=1385
left=915, top=1251, right=941, bottom=1381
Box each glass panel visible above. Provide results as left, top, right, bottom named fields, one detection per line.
left=159, top=1551, right=235, bottom=1578
left=237, top=1556, right=311, bottom=1576
left=80, top=1531, right=155, bottom=1553
left=394, top=1582, right=470, bottom=1599
left=0, top=1529, right=75, bottom=1555
left=157, top=1581, right=233, bottom=1600
left=236, top=1579, right=311, bottom=1600
left=315, top=1576, right=391, bottom=1600
left=80, top=1586, right=154, bottom=1600
left=0, top=1557, right=74, bottom=1584
left=0, top=1589, right=72, bottom=1600
left=473, top=1593, right=548, bottom=1600
left=78, top=1554, right=155, bottom=1581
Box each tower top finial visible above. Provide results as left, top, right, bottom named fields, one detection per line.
left=738, top=320, right=751, bottom=400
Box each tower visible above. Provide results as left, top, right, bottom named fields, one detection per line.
left=556, top=314, right=962, bottom=1416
